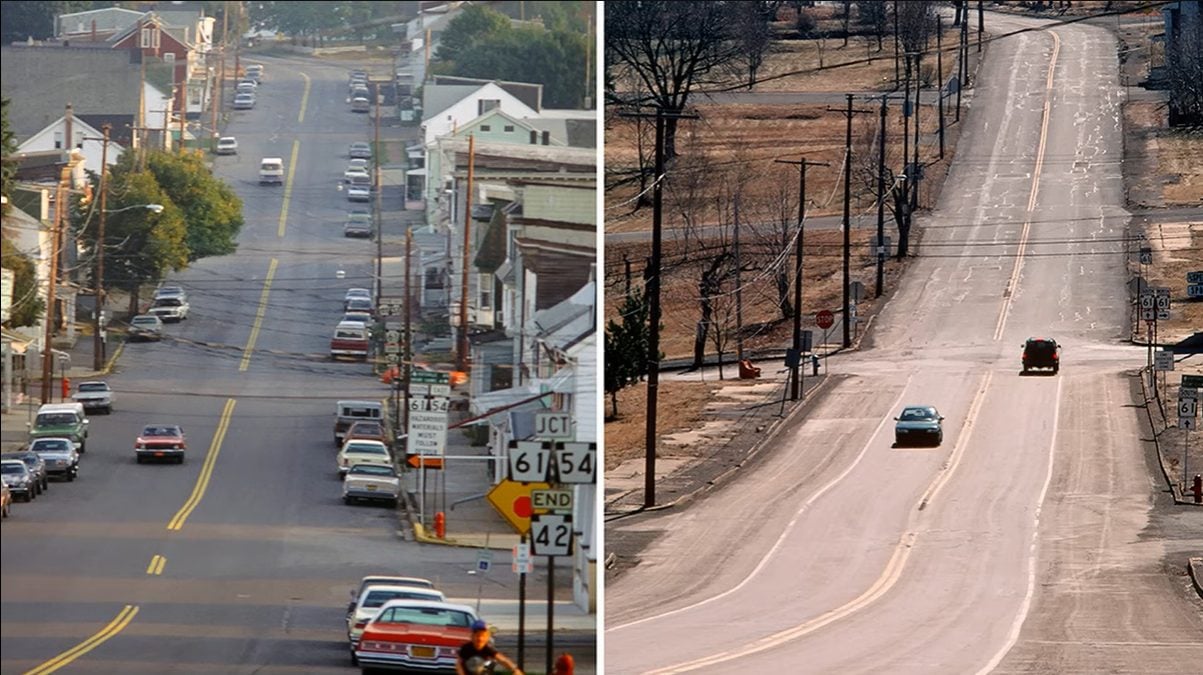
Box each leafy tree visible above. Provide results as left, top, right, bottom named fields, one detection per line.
left=604, top=285, right=652, bottom=419
left=0, top=0, right=91, bottom=44
left=1, top=97, right=17, bottom=213
left=145, top=150, right=243, bottom=260
left=96, top=161, right=189, bottom=315
left=1, top=238, right=44, bottom=328
left=435, top=5, right=512, bottom=65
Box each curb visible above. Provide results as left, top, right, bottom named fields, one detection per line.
left=411, top=522, right=517, bottom=550
left=1189, top=557, right=1203, bottom=600
left=1136, top=366, right=1201, bottom=506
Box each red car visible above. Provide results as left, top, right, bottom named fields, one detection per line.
left=135, top=425, right=187, bottom=464
left=354, top=600, right=478, bottom=672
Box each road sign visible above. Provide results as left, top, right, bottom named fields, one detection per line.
left=554, top=442, right=597, bottom=484
left=378, top=298, right=404, bottom=317
left=512, top=542, right=533, bottom=574
left=1181, top=387, right=1199, bottom=402
left=1140, top=294, right=1155, bottom=310
left=531, top=489, right=573, bottom=512
left=1188, top=271, right=1203, bottom=284
left=486, top=479, right=549, bottom=535
left=1181, top=416, right=1197, bottom=431
left=1141, top=308, right=1155, bottom=321
left=1155, top=350, right=1175, bottom=372
left=385, top=330, right=401, bottom=343
left=385, top=343, right=401, bottom=354
left=1178, top=399, right=1198, bottom=418
left=1139, top=247, right=1152, bottom=265
left=409, top=397, right=450, bottom=412
left=411, top=369, right=450, bottom=384
left=850, top=281, right=865, bottom=302
left=406, top=455, right=444, bottom=469
left=816, top=310, right=835, bottom=329
left=509, top=441, right=552, bottom=482
left=531, top=514, right=573, bottom=556
left=1182, top=375, right=1203, bottom=390
left=1154, top=287, right=1170, bottom=298
left=1156, top=294, right=1171, bottom=310
left=1157, top=309, right=1171, bottom=321
left=534, top=412, right=574, bottom=441
left=801, top=330, right=813, bottom=353
left=476, top=549, right=493, bottom=572
left=1188, top=284, right=1203, bottom=299
left=407, top=397, right=448, bottom=455
left=385, top=354, right=400, bottom=364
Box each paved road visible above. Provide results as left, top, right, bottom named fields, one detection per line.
left=606, top=12, right=1203, bottom=675
left=0, top=54, right=590, bottom=674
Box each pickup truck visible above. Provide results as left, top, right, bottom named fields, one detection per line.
left=331, top=321, right=369, bottom=361
left=334, top=400, right=384, bottom=447
left=72, top=381, right=114, bottom=414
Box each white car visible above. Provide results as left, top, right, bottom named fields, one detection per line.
left=129, top=314, right=164, bottom=341
left=233, top=93, right=255, bottom=109
left=345, top=288, right=372, bottom=303
left=337, top=440, right=392, bottom=478
left=347, top=158, right=369, bottom=172
left=148, top=296, right=189, bottom=322
left=346, top=584, right=446, bottom=656
left=346, top=184, right=370, bottom=202
left=155, top=285, right=187, bottom=301
left=215, top=136, right=238, bottom=155
left=72, top=381, right=114, bottom=414
left=343, top=464, right=401, bottom=505
left=344, top=165, right=370, bottom=183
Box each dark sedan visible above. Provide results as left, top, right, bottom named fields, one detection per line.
left=1, top=451, right=49, bottom=494
left=894, top=405, right=944, bottom=447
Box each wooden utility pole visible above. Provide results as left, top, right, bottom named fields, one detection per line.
left=456, top=135, right=476, bottom=374
left=957, top=13, right=968, bottom=122
left=617, top=107, right=697, bottom=508
left=978, top=0, right=984, bottom=53
left=937, top=15, right=945, bottom=159
left=912, top=52, right=922, bottom=212
left=404, top=227, right=414, bottom=438
left=828, top=95, right=871, bottom=349
left=41, top=163, right=74, bottom=403
left=375, top=88, right=383, bottom=307
left=876, top=95, right=888, bottom=298
left=93, top=125, right=111, bottom=371
left=734, top=193, right=743, bottom=361
left=775, top=157, right=828, bottom=401
left=893, top=0, right=901, bottom=88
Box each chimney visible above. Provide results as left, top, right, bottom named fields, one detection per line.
left=91, top=18, right=97, bottom=42
left=542, top=131, right=551, bottom=145
left=65, top=103, right=74, bottom=152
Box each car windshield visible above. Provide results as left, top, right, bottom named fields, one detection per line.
left=347, top=300, right=371, bottom=311
left=132, top=317, right=158, bottom=325
left=375, top=607, right=472, bottom=627
left=350, top=465, right=395, bottom=477
left=346, top=443, right=387, bottom=455
left=142, top=427, right=181, bottom=437
left=78, top=383, right=108, bottom=392
left=351, top=423, right=383, bottom=435
left=154, top=298, right=181, bottom=307
left=1026, top=340, right=1057, bottom=354
left=32, top=439, right=71, bottom=452
left=1, top=463, right=26, bottom=475
left=1, top=454, right=33, bottom=465
left=36, top=413, right=77, bottom=426
left=363, top=590, right=435, bottom=608
left=900, top=408, right=937, bottom=421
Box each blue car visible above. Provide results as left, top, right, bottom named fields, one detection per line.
left=894, top=405, right=944, bottom=447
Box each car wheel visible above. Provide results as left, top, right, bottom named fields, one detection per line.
left=344, top=495, right=353, bottom=505
left=42, top=478, right=49, bottom=491
left=68, top=471, right=76, bottom=482
left=21, top=493, right=32, bottom=503
left=136, top=456, right=144, bottom=464
left=104, top=406, right=112, bottom=415
left=350, top=650, right=359, bottom=666
left=177, top=456, right=185, bottom=465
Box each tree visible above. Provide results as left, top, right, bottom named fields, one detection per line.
left=604, top=285, right=652, bottom=419
left=0, top=0, right=90, bottom=44
left=1, top=238, right=44, bottom=328
left=95, top=162, right=189, bottom=315
left=2, top=97, right=19, bottom=213
left=733, top=2, right=775, bottom=91
left=606, top=1, right=750, bottom=160
left=434, top=4, right=512, bottom=65
left=1166, top=12, right=1203, bottom=126
left=858, top=0, right=889, bottom=51
left=145, top=150, right=243, bottom=260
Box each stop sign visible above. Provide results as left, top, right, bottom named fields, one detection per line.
left=816, top=310, right=835, bottom=329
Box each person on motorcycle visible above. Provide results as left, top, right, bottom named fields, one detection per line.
left=457, top=619, right=523, bottom=675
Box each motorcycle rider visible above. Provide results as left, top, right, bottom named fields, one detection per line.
left=457, top=619, right=523, bottom=675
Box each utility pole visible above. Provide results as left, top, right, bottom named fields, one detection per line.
left=912, top=51, right=922, bottom=213
left=978, top=0, right=984, bottom=53
left=92, top=125, right=111, bottom=371
left=893, top=0, right=900, bottom=88
left=937, top=15, right=945, bottom=159
left=876, top=96, right=888, bottom=298
left=734, top=193, right=743, bottom=361
left=456, top=135, right=476, bottom=374
left=902, top=53, right=912, bottom=215
left=403, top=226, right=414, bottom=442
left=374, top=88, right=383, bottom=308
left=42, top=163, right=74, bottom=403
left=829, top=95, right=871, bottom=349
left=618, top=107, right=697, bottom=508
left=775, top=157, right=828, bottom=401
left=957, top=14, right=967, bottom=122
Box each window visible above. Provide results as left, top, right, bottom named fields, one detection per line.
left=426, top=268, right=445, bottom=289
left=478, top=99, right=500, bottom=114
left=480, top=287, right=492, bottom=309
left=54, top=131, right=63, bottom=149
left=480, top=125, right=491, bottom=132
left=504, top=125, right=515, bottom=133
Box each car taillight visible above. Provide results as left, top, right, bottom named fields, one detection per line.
left=355, top=621, right=367, bottom=629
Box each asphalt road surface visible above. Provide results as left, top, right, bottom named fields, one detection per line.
left=0, top=55, right=566, bottom=674
left=606, top=12, right=1203, bottom=675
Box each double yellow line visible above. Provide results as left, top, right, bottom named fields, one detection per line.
left=167, top=398, right=237, bottom=530
left=240, top=258, right=278, bottom=371
left=23, top=605, right=139, bottom=675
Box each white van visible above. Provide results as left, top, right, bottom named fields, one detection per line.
left=259, top=157, right=284, bottom=185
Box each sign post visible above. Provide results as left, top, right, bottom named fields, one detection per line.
left=1180, top=387, right=1198, bottom=491
left=408, top=370, right=450, bottom=527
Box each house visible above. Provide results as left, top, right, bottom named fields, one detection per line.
left=395, top=1, right=468, bottom=109
left=16, top=108, right=125, bottom=173
left=0, top=46, right=171, bottom=151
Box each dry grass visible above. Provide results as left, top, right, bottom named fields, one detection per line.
left=1142, top=222, right=1203, bottom=337
left=604, top=380, right=726, bottom=470
left=1160, top=133, right=1203, bottom=206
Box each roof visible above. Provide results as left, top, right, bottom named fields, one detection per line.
left=0, top=46, right=145, bottom=142
left=474, top=205, right=509, bottom=273
left=429, top=75, right=543, bottom=111
left=57, top=7, right=145, bottom=37
left=422, top=84, right=485, bottom=121
left=526, top=117, right=597, bottom=149
left=533, top=281, right=595, bottom=352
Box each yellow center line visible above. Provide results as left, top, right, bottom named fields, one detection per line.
left=278, top=141, right=300, bottom=238
left=240, top=258, right=278, bottom=371
left=297, top=72, right=311, bottom=124
left=145, top=554, right=166, bottom=575
left=23, top=605, right=139, bottom=675
left=166, top=398, right=236, bottom=531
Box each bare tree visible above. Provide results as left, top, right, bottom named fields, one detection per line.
left=606, top=1, right=750, bottom=160
left=733, top=2, right=775, bottom=91
left=1167, top=11, right=1203, bottom=126
left=858, top=1, right=889, bottom=51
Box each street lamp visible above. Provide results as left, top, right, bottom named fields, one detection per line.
left=92, top=201, right=163, bottom=371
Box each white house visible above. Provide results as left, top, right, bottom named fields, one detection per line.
left=17, top=115, right=125, bottom=171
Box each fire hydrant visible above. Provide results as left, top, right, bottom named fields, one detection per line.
left=61, top=376, right=71, bottom=402
left=1193, top=475, right=1202, bottom=504
left=434, top=511, right=446, bottom=539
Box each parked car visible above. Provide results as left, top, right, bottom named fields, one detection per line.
left=30, top=402, right=89, bottom=453
left=1021, top=337, right=1061, bottom=374
left=233, top=93, right=256, bottom=109
left=1, top=451, right=48, bottom=495
left=351, top=96, right=371, bottom=113
left=1, top=483, right=10, bottom=518
left=27, top=438, right=79, bottom=481
left=334, top=400, right=384, bottom=446
left=338, top=440, right=392, bottom=478
left=348, top=142, right=372, bottom=159
left=347, top=158, right=370, bottom=172
left=344, top=211, right=372, bottom=238
left=343, top=464, right=401, bottom=506
left=155, top=285, right=187, bottom=302
left=1, top=459, right=36, bottom=502
left=345, top=165, right=370, bottom=183
left=236, top=81, right=257, bottom=95
left=354, top=600, right=478, bottom=672
left=345, top=420, right=388, bottom=446
left=894, top=405, right=944, bottom=447
left=129, top=314, right=165, bottom=341
left=346, top=184, right=371, bottom=202
left=342, top=311, right=373, bottom=326
left=135, top=424, right=187, bottom=464
left=346, top=584, right=446, bottom=660
left=215, top=136, right=238, bottom=155
left=331, top=321, right=370, bottom=361
left=149, top=296, right=189, bottom=322
left=245, top=64, right=264, bottom=83
left=73, top=380, right=114, bottom=414
left=345, top=288, right=371, bottom=304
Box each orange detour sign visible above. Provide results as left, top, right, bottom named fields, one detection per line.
left=407, top=455, right=444, bottom=469
left=486, top=479, right=550, bottom=535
